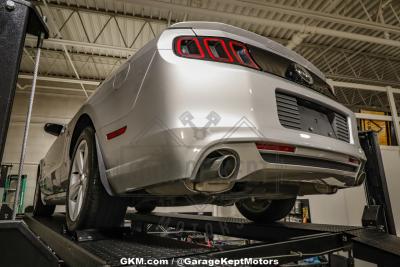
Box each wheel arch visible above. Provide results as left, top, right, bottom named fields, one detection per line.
left=69, top=114, right=95, bottom=159
left=67, top=113, right=114, bottom=196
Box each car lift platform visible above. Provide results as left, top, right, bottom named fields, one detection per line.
left=17, top=211, right=400, bottom=267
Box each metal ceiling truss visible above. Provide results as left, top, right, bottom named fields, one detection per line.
left=26, top=0, right=159, bottom=90
left=27, top=0, right=400, bottom=84
left=17, top=0, right=400, bottom=143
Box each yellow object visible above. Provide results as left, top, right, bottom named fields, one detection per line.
left=360, top=109, right=391, bottom=145
left=302, top=207, right=309, bottom=223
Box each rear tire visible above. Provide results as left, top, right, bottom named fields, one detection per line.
left=66, top=126, right=127, bottom=231
left=235, top=198, right=296, bottom=223
left=33, top=167, right=55, bottom=217
left=135, top=203, right=156, bottom=214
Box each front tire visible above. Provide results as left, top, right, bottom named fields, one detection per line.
left=66, top=126, right=127, bottom=231
left=235, top=198, right=296, bottom=223
left=33, top=167, right=55, bottom=217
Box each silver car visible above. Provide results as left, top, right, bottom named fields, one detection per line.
left=33, top=22, right=366, bottom=230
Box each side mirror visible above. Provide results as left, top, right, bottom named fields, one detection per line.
left=44, top=123, right=64, bottom=136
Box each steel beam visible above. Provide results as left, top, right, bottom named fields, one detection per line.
left=41, top=0, right=400, bottom=37
left=328, top=74, right=400, bottom=88
left=224, top=0, right=400, bottom=36
left=387, top=86, right=400, bottom=144
left=25, top=36, right=136, bottom=55
left=42, top=0, right=90, bottom=97
left=62, top=46, right=89, bottom=97
left=331, top=80, right=400, bottom=94
left=18, top=74, right=400, bottom=101
left=34, top=0, right=169, bottom=24
left=286, top=32, right=310, bottom=50
left=18, top=74, right=100, bottom=86
left=128, top=0, right=400, bottom=48
left=355, top=113, right=393, bottom=122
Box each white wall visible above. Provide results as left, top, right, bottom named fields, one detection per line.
left=1, top=91, right=85, bottom=209
left=301, top=146, right=400, bottom=236
left=299, top=185, right=367, bottom=226
left=380, top=146, right=400, bottom=236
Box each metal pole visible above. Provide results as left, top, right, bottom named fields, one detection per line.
left=387, top=86, right=400, bottom=145
left=12, top=33, right=44, bottom=220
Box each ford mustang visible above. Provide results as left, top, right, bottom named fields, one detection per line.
left=33, top=22, right=366, bottom=230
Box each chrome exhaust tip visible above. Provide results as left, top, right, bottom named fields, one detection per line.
left=198, top=152, right=238, bottom=180
left=217, top=154, right=237, bottom=179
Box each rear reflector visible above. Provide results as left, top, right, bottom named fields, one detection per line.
left=107, top=126, right=127, bottom=140
left=349, top=157, right=360, bottom=165
left=256, top=143, right=296, bottom=153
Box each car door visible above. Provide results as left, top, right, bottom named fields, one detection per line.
left=41, top=126, right=68, bottom=195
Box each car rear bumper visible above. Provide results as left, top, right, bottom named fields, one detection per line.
left=102, top=49, right=366, bottom=194
left=106, top=126, right=365, bottom=194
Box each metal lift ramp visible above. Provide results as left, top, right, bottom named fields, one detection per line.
left=129, top=212, right=400, bottom=266
left=22, top=212, right=400, bottom=267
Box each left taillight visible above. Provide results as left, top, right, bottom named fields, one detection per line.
left=174, top=36, right=259, bottom=70
left=203, top=37, right=233, bottom=62
left=175, top=37, right=205, bottom=59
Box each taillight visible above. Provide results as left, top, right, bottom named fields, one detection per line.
left=203, top=37, right=233, bottom=62
left=175, top=37, right=204, bottom=59
left=174, top=36, right=259, bottom=70
left=256, top=143, right=296, bottom=153
left=229, top=41, right=259, bottom=69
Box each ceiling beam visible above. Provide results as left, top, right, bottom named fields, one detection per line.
left=18, top=74, right=100, bottom=86
left=40, top=0, right=400, bottom=37
left=29, top=2, right=400, bottom=65
left=34, top=0, right=169, bottom=25
left=25, top=36, right=400, bottom=71
left=18, top=72, right=400, bottom=96
left=355, top=113, right=393, bottom=121
left=327, top=74, right=400, bottom=88
left=286, top=33, right=310, bottom=50
left=42, top=0, right=89, bottom=97
left=224, top=0, right=400, bottom=36
left=126, top=0, right=400, bottom=48
left=25, top=36, right=136, bottom=56
left=299, top=42, right=400, bottom=63
left=24, top=46, right=124, bottom=62
left=331, top=80, right=400, bottom=94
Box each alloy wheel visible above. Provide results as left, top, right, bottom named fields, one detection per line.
left=68, top=140, right=89, bottom=221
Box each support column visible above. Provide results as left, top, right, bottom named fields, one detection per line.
left=387, top=86, right=400, bottom=145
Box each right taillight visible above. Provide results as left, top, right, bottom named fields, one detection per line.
left=174, top=36, right=259, bottom=70
left=229, top=40, right=259, bottom=69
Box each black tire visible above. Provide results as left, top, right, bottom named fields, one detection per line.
left=235, top=198, right=296, bottom=223
left=135, top=203, right=156, bottom=214
left=33, top=167, right=55, bottom=217
left=66, top=126, right=127, bottom=231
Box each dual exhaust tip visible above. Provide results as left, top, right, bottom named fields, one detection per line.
left=198, top=151, right=238, bottom=180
